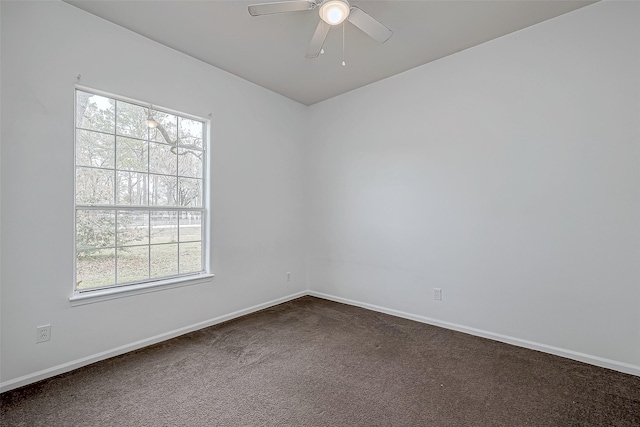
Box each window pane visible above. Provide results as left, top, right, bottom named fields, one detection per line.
left=150, top=211, right=178, bottom=244
left=178, top=178, right=202, bottom=207
left=149, top=142, right=177, bottom=175
left=179, top=242, right=202, bottom=274
left=76, top=249, right=115, bottom=290
left=150, top=244, right=178, bottom=278
left=76, top=167, right=114, bottom=205
left=76, top=210, right=116, bottom=250
left=179, top=211, right=201, bottom=242
left=150, top=111, right=177, bottom=144
left=178, top=148, right=203, bottom=178
left=149, top=174, right=177, bottom=206
left=76, top=129, right=114, bottom=168
left=116, top=137, right=148, bottom=172
left=178, top=117, right=203, bottom=149
left=117, top=210, right=149, bottom=246
left=116, top=100, right=148, bottom=140
left=117, top=246, right=149, bottom=284
left=117, top=171, right=148, bottom=205
left=76, top=91, right=115, bottom=133
left=75, top=89, right=207, bottom=291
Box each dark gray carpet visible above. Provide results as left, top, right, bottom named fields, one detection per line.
left=1, top=296, right=639, bottom=426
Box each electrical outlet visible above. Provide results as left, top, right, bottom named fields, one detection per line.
left=434, top=288, right=442, bottom=301
left=286, top=272, right=291, bottom=282
left=36, top=325, right=51, bottom=343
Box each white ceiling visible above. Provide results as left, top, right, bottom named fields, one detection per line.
left=64, top=0, right=596, bottom=106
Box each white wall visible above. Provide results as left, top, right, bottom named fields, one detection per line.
left=307, top=1, right=640, bottom=372
left=1, top=1, right=308, bottom=389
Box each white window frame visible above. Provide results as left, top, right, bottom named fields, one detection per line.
left=71, top=86, right=212, bottom=305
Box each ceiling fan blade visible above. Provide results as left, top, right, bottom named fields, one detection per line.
left=305, top=19, right=331, bottom=59
left=347, top=6, right=393, bottom=43
left=248, top=1, right=316, bottom=16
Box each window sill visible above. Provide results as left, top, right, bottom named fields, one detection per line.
left=69, top=273, right=215, bottom=306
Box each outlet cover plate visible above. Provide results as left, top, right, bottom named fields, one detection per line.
left=36, top=325, right=51, bottom=343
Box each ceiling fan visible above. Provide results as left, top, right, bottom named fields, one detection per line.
left=248, top=0, right=393, bottom=59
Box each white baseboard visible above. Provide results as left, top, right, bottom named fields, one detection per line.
left=0, top=291, right=307, bottom=393
left=3, top=289, right=637, bottom=393
left=308, top=291, right=640, bottom=377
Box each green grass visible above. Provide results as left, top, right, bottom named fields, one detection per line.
left=76, top=242, right=202, bottom=290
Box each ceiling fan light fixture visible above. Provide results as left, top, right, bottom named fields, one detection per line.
left=319, top=0, right=350, bottom=25
left=147, top=107, right=159, bottom=128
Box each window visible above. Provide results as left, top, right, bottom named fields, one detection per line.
left=74, top=88, right=207, bottom=293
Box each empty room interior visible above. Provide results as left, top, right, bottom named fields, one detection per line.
left=1, top=0, right=639, bottom=425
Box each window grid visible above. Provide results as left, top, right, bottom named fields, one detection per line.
left=75, top=88, right=206, bottom=293
left=114, top=99, right=119, bottom=285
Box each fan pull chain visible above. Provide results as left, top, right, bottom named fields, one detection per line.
left=342, top=22, right=346, bottom=66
